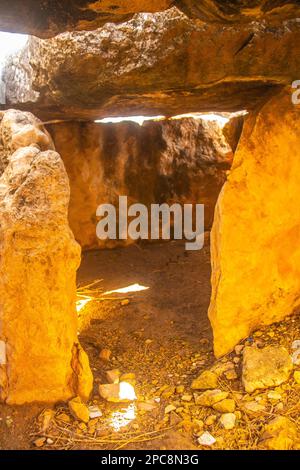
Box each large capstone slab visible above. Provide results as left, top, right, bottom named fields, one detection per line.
left=4, top=8, right=298, bottom=120
left=1, top=1, right=300, bottom=37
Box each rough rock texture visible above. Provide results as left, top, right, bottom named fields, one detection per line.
left=209, top=88, right=300, bottom=357
left=195, top=389, right=228, bottom=406
left=176, top=1, right=300, bottom=24
left=242, top=346, right=293, bottom=393
left=0, top=109, right=93, bottom=404
left=191, top=370, right=219, bottom=390
left=4, top=8, right=299, bottom=120
left=48, top=117, right=233, bottom=250
left=1, top=1, right=300, bottom=37
left=0, top=1, right=173, bottom=38
left=222, top=116, right=244, bottom=153
left=260, top=416, right=298, bottom=450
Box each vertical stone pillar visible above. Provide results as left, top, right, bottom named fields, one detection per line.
left=209, top=88, right=300, bottom=357
left=0, top=110, right=93, bottom=404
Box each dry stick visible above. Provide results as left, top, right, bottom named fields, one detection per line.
left=97, top=297, right=131, bottom=301
left=77, top=279, right=103, bottom=290
left=115, top=428, right=170, bottom=450
left=48, top=421, right=175, bottom=447
left=77, top=295, right=132, bottom=302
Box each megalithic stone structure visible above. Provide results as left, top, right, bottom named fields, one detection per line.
left=0, top=109, right=93, bottom=404
left=209, top=88, right=300, bottom=357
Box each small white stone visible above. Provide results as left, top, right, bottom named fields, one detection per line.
left=292, top=340, right=300, bottom=350
left=267, top=391, right=282, bottom=401
left=88, top=405, right=102, bottom=419
left=219, top=413, right=236, bottom=430
left=292, top=349, right=300, bottom=365
left=164, top=404, right=176, bottom=414
left=198, top=431, right=216, bottom=447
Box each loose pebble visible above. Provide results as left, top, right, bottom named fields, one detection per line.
left=198, top=432, right=216, bottom=447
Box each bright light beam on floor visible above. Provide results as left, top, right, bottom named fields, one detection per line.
left=110, top=403, right=136, bottom=432
left=76, top=297, right=92, bottom=312
left=103, top=283, right=150, bottom=295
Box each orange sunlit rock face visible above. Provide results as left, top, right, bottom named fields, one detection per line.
left=0, top=109, right=93, bottom=404
left=209, top=88, right=300, bottom=357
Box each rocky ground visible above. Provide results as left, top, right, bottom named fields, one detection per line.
left=1, top=236, right=300, bottom=450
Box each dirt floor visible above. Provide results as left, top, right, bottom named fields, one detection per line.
left=1, top=236, right=300, bottom=450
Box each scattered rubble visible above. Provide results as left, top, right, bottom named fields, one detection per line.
left=267, top=391, right=282, bottom=401
left=242, top=346, right=293, bottom=393
left=198, top=432, right=216, bottom=447
left=106, top=369, right=121, bottom=384
left=191, top=370, right=218, bottom=390
left=291, top=349, right=300, bottom=365
left=219, top=413, right=236, bottom=430
left=98, top=382, right=137, bottom=403
left=88, top=405, right=102, bottom=419
left=68, top=397, right=90, bottom=423
left=34, top=437, right=46, bottom=448
left=39, top=409, right=54, bottom=432
left=212, top=399, right=235, bottom=413
left=294, top=371, right=300, bottom=384
left=99, top=349, right=112, bottom=361
left=25, top=299, right=300, bottom=450
left=164, top=405, right=176, bottom=414
left=242, top=401, right=266, bottom=416
left=195, top=389, right=229, bottom=406
left=260, top=416, right=297, bottom=450
left=292, top=340, right=300, bottom=350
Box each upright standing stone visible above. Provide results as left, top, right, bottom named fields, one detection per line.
left=209, top=88, right=300, bottom=357
left=0, top=109, right=93, bottom=404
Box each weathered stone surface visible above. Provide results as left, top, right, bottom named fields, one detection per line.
left=242, top=346, right=292, bottom=393
left=4, top=8, right=298, bottom=120
left=209, top=88, right=300, bottom=357
left=212, top=399, right=236, bottom=413
left=294, top=371, right=300, bottom=384
left=106, top=369, right=121, bottom=384
left=191, top=370, right=219, bottom=390
left=68, top=397, right=90, bottom=423
left=99, top=382, right=137, bottom=402
left=194, top=389, right=228, bottom=406
left=260, top=416, right=298, bottom=450
left=242, top=401, right=266, bottom=415
left=1, top=1, right=300, bottom=38
left=0, top=109, right=93, bottom=404
left=48, top=117, right=233, bottom=250
left=219, top=413, right=236, bottom=430
left=0, top=1, right=172, bottom=38
left=176, top=1, right=300, bottom=24
left=222, top=116, right=244, bottom=153
left=198, top=431, right=216, bottom=447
